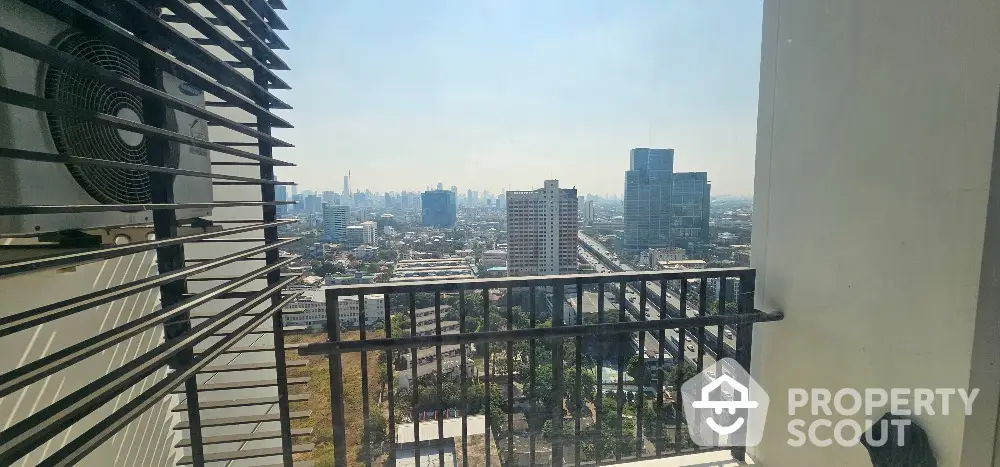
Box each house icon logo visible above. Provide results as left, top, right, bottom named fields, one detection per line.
left=681, top=357, right=770, bottom=447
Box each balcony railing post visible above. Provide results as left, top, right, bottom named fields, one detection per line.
left=732, top=270, right=756, bottom=462
left=459, top=289, right=470, bottom=467
left=528, top=286, right=538, bottom=467
left=551, top=283, right=565, bottom=467
left=326, top=292, right=348, bottom=467
left=384, top=294, right=396, bottom=467
left=359, top=293, right=372, bottom=467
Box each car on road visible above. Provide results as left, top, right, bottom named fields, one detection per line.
left=686, top=344, right=695, bottom=351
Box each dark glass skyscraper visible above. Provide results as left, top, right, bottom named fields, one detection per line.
left=421, top=190, right=457, bottom=228
left=671, top=172, right=711, bottom=241
left=624, top=148, right=674, bottom=251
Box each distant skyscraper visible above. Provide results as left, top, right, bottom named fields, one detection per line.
left=323, top=204, right=349, bottom=242
left=671, top=172, right=711, bottom=241
left=506, top=180, right=578, bottom=276
left=624, top=148, right=674, bottom=251
left=275, top=183, right=288, bottom=216
left=322, top=191, right=338, bottom=205
left=303, top=194, right=322, bottom=214
left=437, top=182, right=444, bottom=191
left=583, top=200, right=594, bottom=226
left=343, top=173, right=351, bottom=198
left=421, top=190, right=457, bottom=228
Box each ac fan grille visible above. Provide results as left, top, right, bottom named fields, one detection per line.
left=44, top=33, right=152, bottom=204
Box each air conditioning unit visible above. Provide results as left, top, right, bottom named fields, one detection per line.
left=0, top=0, right=214, bottom=236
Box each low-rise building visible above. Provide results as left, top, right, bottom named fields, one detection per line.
left=658, top=259, right=707, bottom=270
left=481, top=249, right=507, bottom=269
left=649, top=247, right=687, bottom=266
left=282, top=289, right=385, bottom=329
left=392, top=258, right=474, bottom=282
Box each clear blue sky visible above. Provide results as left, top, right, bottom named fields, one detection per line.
left=272, top=0, right=763, bottom=196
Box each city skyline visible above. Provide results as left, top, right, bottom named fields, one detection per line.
left=272, top=0, right=763, bottom=196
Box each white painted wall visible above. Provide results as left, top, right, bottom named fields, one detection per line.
left=750, top=0, right=1000, bottom=466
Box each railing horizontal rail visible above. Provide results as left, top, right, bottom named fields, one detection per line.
left=321, top=267, right=752, bottom=295
left=300, top=310, right=782, bottom=356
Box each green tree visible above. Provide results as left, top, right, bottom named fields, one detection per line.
left=563, top=366, right=598, bottom=410
left=625, top=354, right=644, bottom=382
left=666, top=361, right=698, bottom=392
left=389, top=313, right=410, bottom=336
left=358, top=413, right=388, bottom=462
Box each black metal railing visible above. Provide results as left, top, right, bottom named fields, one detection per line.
left=0, top=0, right=299, bottom=466
left=301, top=268, right=782, bottom=467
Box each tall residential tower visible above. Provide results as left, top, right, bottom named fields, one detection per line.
left=506, top=180, right=579, bottom=276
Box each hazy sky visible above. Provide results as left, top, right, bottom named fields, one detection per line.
left=272, top=0, right=763, bottom=196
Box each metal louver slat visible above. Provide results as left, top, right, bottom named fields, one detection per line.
left=0, top=0, right=298, bottom=465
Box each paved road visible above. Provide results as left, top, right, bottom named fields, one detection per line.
left=577, top=233, right=735, bottom=361
left=576, top=247, right=717, bottom=368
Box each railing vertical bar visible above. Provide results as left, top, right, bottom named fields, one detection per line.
left=698, top=278, right=715, bottom=447
left=384, top=294, right=396, bottom=467
left=636, top=281, right=647, bottom=457
left=655, top=279, right=667, bottom=457
left=674, top=279, right=688, bottom=452
left=459, top=289, right=469, bottom=467
left=574, top=279, right=584, bottom=465
left=615, top=281, right=626, bottom=462
left=595, top=282, right=605, bottom=463
left=551, top=283, right=565, bottom=467
left=528, top=286, right=537, bottom=467
left=327, top=292, right=348, bottom=467
left=505, top=286, right=515, bottom=466
left=483, top=287, right=491, bottom=467
left=434, top=291, right=445, bottom=467
left=731, top=271, right=756, bottom=462
left=458, top=289, right=469, bottom=467
left=696, top=279, right=707, bottom=373
left=359, top=293, right=371, bottom=467
left=716, top=277, right=728, bottom=360
left=409, top=292, right=420, bottom=462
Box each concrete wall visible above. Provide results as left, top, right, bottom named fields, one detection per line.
left=750, top=0, right=1000, bottom=466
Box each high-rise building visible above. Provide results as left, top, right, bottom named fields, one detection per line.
left=583, top=200, right=594, bottom=225
left=359, top=221, right=379, bottom=244
left=345, top=225, right=366, bottom=247
left=323, top=204, right=349, bottom=242
left=624, top=148, right=674, bottom=251
left=322, top=190, right=338, bottom=205
left=506, top=180, right=579, bottom=276
left=437, top=182, right=444, bottom=191
left=303, top=194, right=322, bottom=214
left=343, top=173, right=351, bottom=198
left=671, top=172, right=711, bottom=241
left=421, top=190, right=457, bottom=228
left=450, top=185, right=458, bottom=199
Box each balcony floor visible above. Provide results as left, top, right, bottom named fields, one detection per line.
left=620, top=450, right=754, bottom=467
